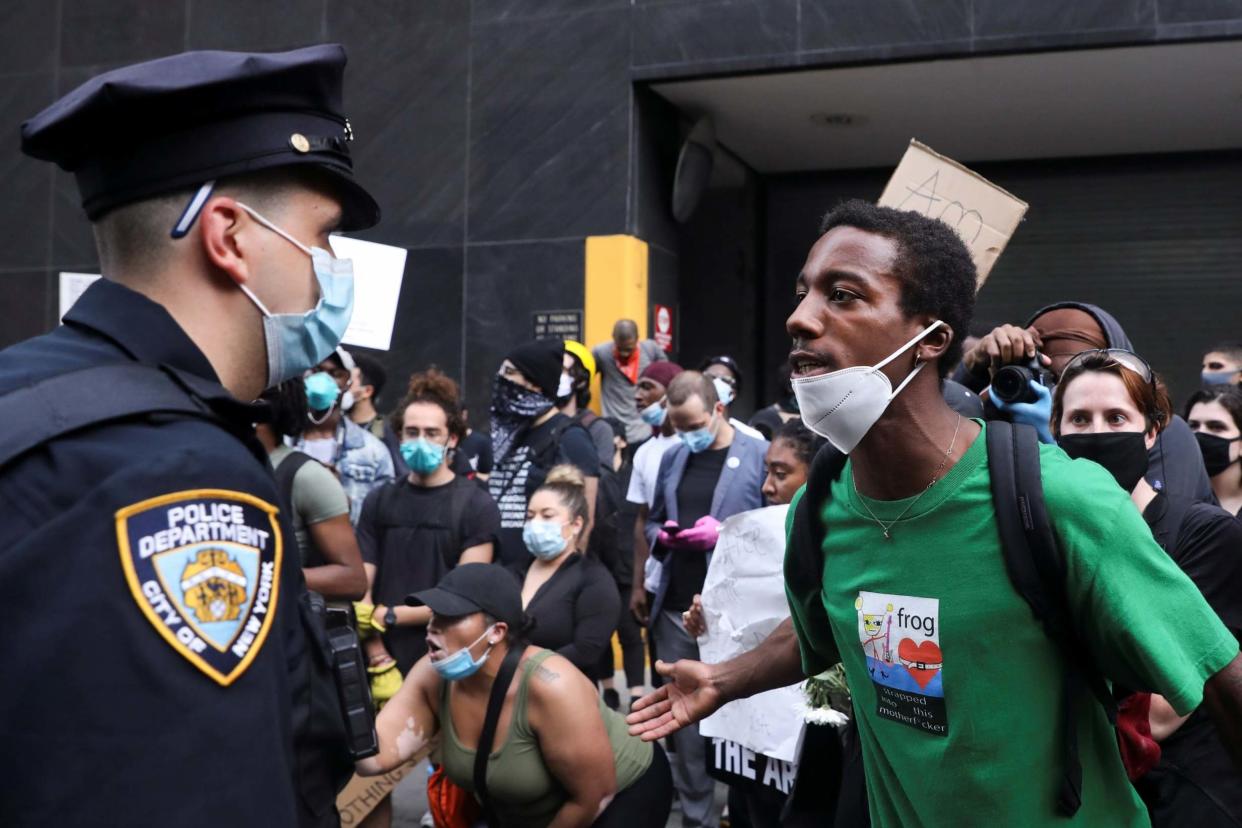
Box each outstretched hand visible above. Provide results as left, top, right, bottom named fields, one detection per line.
left=626, top=658, right=722, bottom=741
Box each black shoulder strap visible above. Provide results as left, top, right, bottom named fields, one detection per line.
left=474, top=646, right=524, bottom=826
left=273, top=451, right=315, bottom=514
left=987, top=421, right=1116, bottom=817
left=446, top=475, right=473, bottom=558
left=0, top=362, right=221, bottom=470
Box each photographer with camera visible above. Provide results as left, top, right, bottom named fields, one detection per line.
left=957, top=301, right=1216, bottom=543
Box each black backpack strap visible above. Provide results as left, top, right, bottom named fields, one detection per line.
left=274, top=451, right=315, bottom=514
left=0, top=362, right=222, bottom=469
left=446, top=475, right=473, bottom=560
left=785, top=444, right=849, bottom=674
left=987, top=421, right=1116, bottom=817
left=273, top=451, right=317, bottom=563
left=474, top=645, right=524, bottom=826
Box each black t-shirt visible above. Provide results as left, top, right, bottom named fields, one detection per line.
left=488, top=413, right=599, bottom=566
left=1139, top=496, right=1242, bottom=822
left=665, top=446, right=728, bottom=612
left=357, top=475, right=501, bottom=672
left=508, top=554, right=621, bottom=680
left=458, top=430, right=493, bottom=475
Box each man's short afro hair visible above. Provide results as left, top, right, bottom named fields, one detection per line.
left=819, top=199, right=977, bottom=377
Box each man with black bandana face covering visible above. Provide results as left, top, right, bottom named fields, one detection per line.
left=488, top=340, right=600, bottom=565
left=954, top=301, right=1218, bottom=545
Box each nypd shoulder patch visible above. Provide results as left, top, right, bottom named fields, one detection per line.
left=115, top=489, right=283, bottom=686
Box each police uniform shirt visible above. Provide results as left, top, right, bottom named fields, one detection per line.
left=0, top=279, right=313, bottom=825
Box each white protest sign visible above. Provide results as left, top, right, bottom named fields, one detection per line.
left=333, top=235, right=407, bottom=352
left=879, top=140, right=1028, bottom=289
left=59, top=271, right=101, bottom=321
left=698, top=505, right=805, bottom=762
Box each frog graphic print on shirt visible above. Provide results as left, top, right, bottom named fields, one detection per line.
left=856, top=591, right=947, bottom=736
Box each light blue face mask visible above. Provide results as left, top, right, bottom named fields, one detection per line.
left=431, top=625, right=495, bottom=681
left=236, top=202, right=355, bottom=388
left=640, top=399, right=667, bottom=427
left=523, top=519, right=569, bottom=560
left=1202, top=371, right=1238, bottom=386
left=678, top=413, right=717, bottom=454
left=401, top=438, right=447, bottom=475
left=711, top=376, right=736, bottom=407
left=304, top=371, right=342, bottom=413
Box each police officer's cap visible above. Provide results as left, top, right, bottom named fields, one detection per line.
left=20, top=43, right=379, bottom=231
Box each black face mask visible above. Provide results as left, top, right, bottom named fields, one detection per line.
left=1195, top=432, right=1241, bottom=477
left=1058, top=432, right=1150, bottom=492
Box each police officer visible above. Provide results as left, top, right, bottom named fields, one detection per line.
left=0, top=45, right=379, bottom=826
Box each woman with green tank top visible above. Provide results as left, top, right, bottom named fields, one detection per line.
left=358, top=562, right=672, bottom=827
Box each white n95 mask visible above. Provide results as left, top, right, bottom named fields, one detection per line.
left=792, top=320, right=943, bottom=454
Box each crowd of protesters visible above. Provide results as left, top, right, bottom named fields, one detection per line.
left=270, top=273, right=1242, bottom=828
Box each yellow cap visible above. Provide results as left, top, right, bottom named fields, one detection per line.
left=564, top=340, right=596, bottom=379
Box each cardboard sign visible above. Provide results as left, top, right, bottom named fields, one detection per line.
left=336, top=757, right=423, bottom=825
left=653, top=304, right=674, bottom=353
left=59, top=271, right=101, bottom=321
left=878, top=140, right=1028, bottom=288
left=333, top=235, right=407, bottom=352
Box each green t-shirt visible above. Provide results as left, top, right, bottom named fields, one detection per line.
left=785, top=422, right=1238, bottom=828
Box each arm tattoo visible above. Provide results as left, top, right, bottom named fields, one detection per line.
left=535, top=664, right=560, bottom=684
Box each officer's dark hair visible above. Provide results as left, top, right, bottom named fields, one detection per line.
left=390, top=367, right=466, bottom=441
left=772, top=420, right=823, bottom=470
left=261, top=377, right=311, bottom=439
left=818, top=199, right=976, bottom=378
left=349, top=351, right=387, bottom=403
left=667, top=370, right=719, bottom=410
left=93, top=166, right=337, bottom=279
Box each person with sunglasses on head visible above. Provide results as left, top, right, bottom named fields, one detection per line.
left=359, top=563, right=672, bottom=827
left=1185, top=385, right=1242, bottom=517
left=1053, top=349, right=1242, bottom=827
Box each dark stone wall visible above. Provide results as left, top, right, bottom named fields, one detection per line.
left=1, top=0, right=1238, bottom=424
left=763, top=150, right=1242, bottom=409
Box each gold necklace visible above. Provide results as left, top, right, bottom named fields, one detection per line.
left=853, top=415, right=962, bottom=540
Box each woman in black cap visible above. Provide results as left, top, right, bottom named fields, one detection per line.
left=358, top=563, right=672, bottom=827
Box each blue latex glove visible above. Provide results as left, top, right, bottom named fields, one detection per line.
left=989, top=380, right=1055, bottom=444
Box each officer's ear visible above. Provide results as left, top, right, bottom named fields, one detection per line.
left=199, top=196, right=251, bottom=287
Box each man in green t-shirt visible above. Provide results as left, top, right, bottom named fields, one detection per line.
left=627, top=200, right=1242, bottom=827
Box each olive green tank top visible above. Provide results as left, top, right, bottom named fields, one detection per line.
left=440, top=649, right=652, bottom=827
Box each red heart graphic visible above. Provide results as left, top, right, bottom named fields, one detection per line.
left=897, top=638, right=942, bottom=691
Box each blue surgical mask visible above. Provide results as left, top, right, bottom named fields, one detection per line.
left=431, top=626, right=496, bottom=682
left=523, top=519, right=569, bottom=560
left=640, top=399, right=667, bottom=427
left=304, top=371, right=342, bottom=412
left=401, top=438, right=446, bottom=475
left=711, top=376, right=736, bottom=407
left=678, top=414, right=717, bottom=454
left=1202, top=371, right=1237, bottom=386
left=235, top=202, right=355, bottom=388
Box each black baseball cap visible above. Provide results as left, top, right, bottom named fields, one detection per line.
left=21, top=44, right=379, bottom=231
left=406, top=564, right=523, bottom=627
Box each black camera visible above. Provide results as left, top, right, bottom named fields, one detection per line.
left=992, top=355, right=1055, bottom=405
